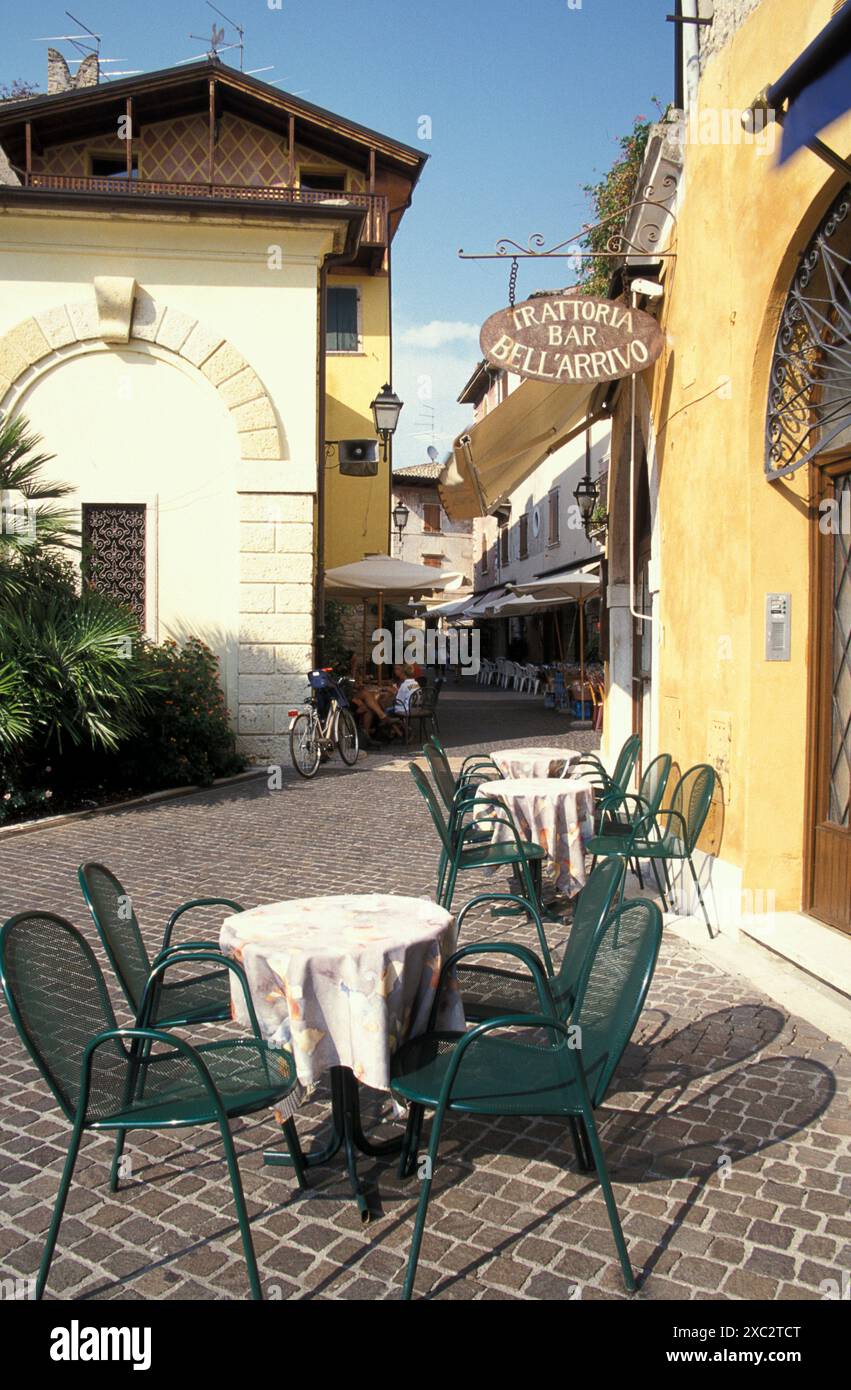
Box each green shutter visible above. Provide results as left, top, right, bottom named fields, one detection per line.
left=327, top=288, right=358, bottom=352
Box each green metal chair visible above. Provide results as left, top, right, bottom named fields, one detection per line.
left=408, top=763, right=553, bottom=969
left=78, top=862, right=242, bottom=1028
left=0, top=911, right=301, bottom=1300
left=423, top=736, right=502, bottom=813
left=586, top=763, right=717, bottom=937
left=456, top=856, right=626, bottom=1024
left=573, top=732, right=642, bottom=809
left=390, top=897, right=664, bottom=1299
left=591, top=752, right=672, bottom=889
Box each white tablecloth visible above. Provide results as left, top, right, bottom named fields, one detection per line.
left=491, top=746, right=583, bottom=781
left=220, top=893, right=463, bottom=1091
left=476, top=776, right=596, bottom=895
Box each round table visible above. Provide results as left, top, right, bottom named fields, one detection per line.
left=490, top=746, right=583, bottom=781
left=220, top=893, right=462, bottom=1220
left=476, top=776, right=596, bottom=897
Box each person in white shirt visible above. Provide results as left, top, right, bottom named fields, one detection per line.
left=389, top=664, right=420, bottom=714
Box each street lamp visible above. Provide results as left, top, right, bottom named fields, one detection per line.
left=370, top=383, right=403, bottom=461
left=392, top=501, right=410, bottom=550
left=573, top=471, right=599, bottom=537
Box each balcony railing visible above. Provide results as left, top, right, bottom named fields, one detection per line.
left=17, top=171, right=388, bottom=243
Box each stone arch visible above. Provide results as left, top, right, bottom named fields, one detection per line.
left=0, top=282, right=285, bottom=465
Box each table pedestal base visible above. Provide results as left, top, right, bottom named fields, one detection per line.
left=263, top=1066, right=403, bottom=1223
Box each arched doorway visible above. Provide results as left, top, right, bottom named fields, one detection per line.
left=768, top=187, right=851, bottom=931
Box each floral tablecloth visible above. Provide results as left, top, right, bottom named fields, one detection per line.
left=490, top=746, right=583, bottom=781
left=219, top=893, right=463, bottom=1092
left=475, top=776, right=596, bottom=896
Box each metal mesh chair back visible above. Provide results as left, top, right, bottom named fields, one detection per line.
left=556, top=857, right=625, bottom=1006
left=409, top=762, right=452, bottom=851
left=612, top=733, right=642, bottom=791
left=423, top=741, right=456, bottom=810
left=639, top=753, right=673, bottom=819
left=0, top=912, right=120, bottom=1121
left=570, top=899, right=662, bottom=1106
left=669, top=764, right=716, bottom=851
left=78, top=862, right=152, bottom=1013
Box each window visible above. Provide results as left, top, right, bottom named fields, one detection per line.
left=423, top=502, right=441, bottom=534
left=518, top=513, right=529, bottom=559
left=300, top=170, right=347, bottom=192
left=499, top=526, right=509, bottom=568
left=548, top=490, right=560, bottom=545
left=422, top=553, right=443, bottom=568
left=90, top=155, right=138, bottom=179
left=82, top=503, right=146, bottom=625
left=326, top=286, right=360, bottom=353
left=480, top=531, right=489, bottom=574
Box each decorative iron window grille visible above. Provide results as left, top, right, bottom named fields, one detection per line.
left=82, top=503, right=146, bottom=626
left=766, top=185, right=851, bottom=480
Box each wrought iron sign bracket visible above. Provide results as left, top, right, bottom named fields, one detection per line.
left=459, top=188, right=677, bottom=305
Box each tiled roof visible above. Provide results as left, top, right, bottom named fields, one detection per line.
left=393, top=461, right=443, bottom=480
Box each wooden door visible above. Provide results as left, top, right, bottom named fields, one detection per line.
left=809, top=457, right=851, bottom=932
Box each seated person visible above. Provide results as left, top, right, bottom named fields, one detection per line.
left=389, top=663, right=421, bottom=714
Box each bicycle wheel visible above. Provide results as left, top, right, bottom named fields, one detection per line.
left=290, top=711, right=322, bottom=778
left=335, top=707, right=360, bottom=766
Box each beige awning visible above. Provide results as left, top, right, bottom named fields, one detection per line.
left=324, top=554, right=457, bottom=603
left=438, top=379, right=606, bottom=521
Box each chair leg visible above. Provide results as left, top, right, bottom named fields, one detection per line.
left=109, top=1131, right=127, bottom=1193
left=398, top=1102, right=425, bottom=1179
left=442, top=859, right=459, bottom=911
left=660, top=856, right=675, bottom=909
left=436, top=848, right=448, bottom=903
left=402, top=1112, right=444, bottom=1300
left=568, top=1115, right=593, bottom=1172
left=631, top=857, right=644, bottom=890
left=580, top=1105, right=636, bottom=1293
left=37, top=1120, right=85, bottom=1300
left=688, top=855, right=715, bottom=938
left=219, top=1118, right=263, bottom=1301
left=280, top=1117, right=308, bottom=1189
left=649, top=858, right=669, bottom=910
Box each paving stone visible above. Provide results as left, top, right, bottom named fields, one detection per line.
left=0, top=688, right=847, bottom=1301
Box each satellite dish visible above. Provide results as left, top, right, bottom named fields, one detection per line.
left=426, top=445, right=439, bottom=462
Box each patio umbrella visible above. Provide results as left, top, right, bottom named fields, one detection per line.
left=507, top=569, right=601, bottom=707
left=325, top=554, right=457, bottom=675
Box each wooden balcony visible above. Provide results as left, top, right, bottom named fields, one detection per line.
left=17, top=171, right=389, bottom=245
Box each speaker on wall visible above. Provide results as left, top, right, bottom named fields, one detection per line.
left=338, top=440, right=379, bottom=476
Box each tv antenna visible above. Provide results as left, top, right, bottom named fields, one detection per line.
left=414, top=402, right=437, bottom=445
left=35, top=12, right=143, bottom=80
left=186, top=2, right=245, bottom=69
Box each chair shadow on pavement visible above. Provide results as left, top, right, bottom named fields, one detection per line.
left=369, top=1015, right=836, bottom=1299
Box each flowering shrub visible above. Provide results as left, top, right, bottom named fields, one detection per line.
left=118, top=637, right=244, bottom=791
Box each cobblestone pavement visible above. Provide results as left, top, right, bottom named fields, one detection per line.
left=0, top=687, right=849, bottom=1301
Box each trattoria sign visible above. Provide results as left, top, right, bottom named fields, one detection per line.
left=480, top=293, right=664, bottom=384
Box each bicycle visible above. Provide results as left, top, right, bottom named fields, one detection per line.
left=288, top=668, right=360, bottom=778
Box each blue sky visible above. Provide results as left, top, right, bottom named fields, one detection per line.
left=2, top=0, right=675, bottom=458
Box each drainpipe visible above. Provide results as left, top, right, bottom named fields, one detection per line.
left=386, top=196, right=413, bottom=554
left=315, top=211, right=366, bottom=666
left=681, top=0, right=702, bottom=117
left=628, top=291, right=652, bottom=630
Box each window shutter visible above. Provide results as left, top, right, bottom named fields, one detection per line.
left=327, top=287, right=358, bottom=352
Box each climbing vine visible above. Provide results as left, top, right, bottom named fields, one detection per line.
left=578, top=108, right=660, bottom=297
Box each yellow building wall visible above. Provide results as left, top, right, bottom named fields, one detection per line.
left=0, top=204, right=340, bottom=764
left=324, top=272, right=391, bottom=569
left=647, top=0, right=851, bottom=909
